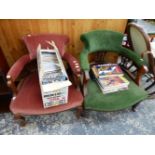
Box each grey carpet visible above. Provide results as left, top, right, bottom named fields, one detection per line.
left=0, top=98, right=155, bottom=135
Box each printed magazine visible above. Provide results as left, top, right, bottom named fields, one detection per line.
left=91, top=63, right=123, bottom=78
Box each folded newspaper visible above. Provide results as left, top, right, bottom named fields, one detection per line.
left=37, top=41, right=72, bottom=108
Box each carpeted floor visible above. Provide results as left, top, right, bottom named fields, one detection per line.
left=0, top=97, right=155, bottom=135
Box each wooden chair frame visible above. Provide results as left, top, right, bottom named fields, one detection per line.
left=126, top=23, right=155, bottom=94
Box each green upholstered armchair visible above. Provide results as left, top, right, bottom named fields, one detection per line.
left=80, top=30, right=148, bottom=112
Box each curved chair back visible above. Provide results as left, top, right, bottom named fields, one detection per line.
left=127, top=23, right=154, bottom=70
left=80, top=30, right=145, bottom=71
left=23, top=34, right=69, bottom=60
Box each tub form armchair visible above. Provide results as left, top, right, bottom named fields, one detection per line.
left=80, top=30, right=148, bottom=112
left=7, top=34, right=83, bottom=126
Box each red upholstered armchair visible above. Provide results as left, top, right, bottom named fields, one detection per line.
left=6, top=34, right=83, bottom=126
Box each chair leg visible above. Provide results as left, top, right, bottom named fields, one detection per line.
left=131, top=103, right=140, bottom=112
left=146, top=76, right=153, bottom=82
left=144, top=73, right=152, bottom=81
left=76, top=106, right=84, bottom=118
left=145, top=81, right=155, bottom=90
left=149, top=91, right=155, bottom=96
left=14, top=114, right=26, bottom=127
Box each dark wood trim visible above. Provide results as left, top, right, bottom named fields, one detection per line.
left=76, top=106, right=84, bottom=118
left=135, top=65, right=148, bottom=85
left=6, top=75, right=18, bottom=97
left=82, top=70, right=90, bottom=97
left=14, top=114, right=26, bottom=127
left=127, top=23, right=155, bottom=74
left=127, top=23, right=151, bottom=51
left=132, top=102, right=140, bottom=112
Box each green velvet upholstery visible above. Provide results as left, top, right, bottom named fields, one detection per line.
left=84, top=75, right=148, bottom=111
left=80, top=30, right=145, bottom=71
left=80, top=30, right=148, bottom=111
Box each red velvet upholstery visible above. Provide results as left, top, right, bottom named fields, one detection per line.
left=8, top=34, right=83, bottom=118
left=63, top=52, right=81, bottom=76
left=23, top=34, right=69, bottom=59
left=10, top=72, right=83, bottom=115
left=7, top=54, right=31, bottom=81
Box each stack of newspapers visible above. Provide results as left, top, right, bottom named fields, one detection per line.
left=91, top=63, right=129, bottom=94
left=37, top=42, right=72, bottom=108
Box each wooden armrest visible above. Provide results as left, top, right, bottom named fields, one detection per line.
left=80, top=70, right=90, bottom=96
left=6, top=75, right=18, bottom=98
left=135, top=65, right=148, bottom=85
left=121, top=63, right=148, bottom=86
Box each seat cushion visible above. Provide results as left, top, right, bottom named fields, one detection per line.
left=10, top=72, right=83, bottom=115
left=84, top=76, right=148, bottom=111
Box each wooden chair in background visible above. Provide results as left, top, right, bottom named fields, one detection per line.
left=126, top=23, right=155, bottom=95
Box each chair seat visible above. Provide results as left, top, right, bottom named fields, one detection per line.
left=10, top=72, right=83, bottom=115
left=84, top=76, right=148, bottom=111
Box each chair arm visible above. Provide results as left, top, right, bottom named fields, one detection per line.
left=63, top=52, right=81, bottom=77
left=136, top=65, right=148, bottom=85
left=6, top=54, right=31, bottom=97
left=7, top=54, right=31, bottom=82
left=120, top=47, right=147, bottom=68
left=80, top=70, right=90, bottom=96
